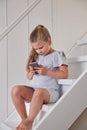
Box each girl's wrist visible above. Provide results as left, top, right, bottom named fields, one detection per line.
left=46, top=69, right=51, bottom=75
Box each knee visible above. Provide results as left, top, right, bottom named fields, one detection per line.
left=11, top=85, right=21, bottom=98
left=34, top=88, right=44, bottom=99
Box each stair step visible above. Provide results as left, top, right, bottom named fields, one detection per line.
left=58, top=79, right=75, bottom=85
left=67, top=55, right=87, bottom=63
left=58, top=79, right=76, bottom=95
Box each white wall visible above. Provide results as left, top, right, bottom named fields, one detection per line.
left=53, top=0, right=87, bottom=53
left=0, top=0, right=29, bottom=120
left=0, top=0, right=87, bottom=120
left=29, top=0, right=52, bottom=37
left=0, top=0, right=8, bottom=121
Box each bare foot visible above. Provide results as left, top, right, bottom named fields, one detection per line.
left=16, top=121, right=23, bottom=130
left=16, top=118, right=33, bottom=130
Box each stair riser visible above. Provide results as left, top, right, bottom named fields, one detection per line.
left=68, top=62, right=87, bottom=78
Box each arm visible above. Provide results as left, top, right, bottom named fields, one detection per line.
left=35, top=65, right=68, bottom=79
left=46, top=65, right=68, bottom=79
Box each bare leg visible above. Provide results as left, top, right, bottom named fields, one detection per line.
left=18, top=88, right=50, bottom=130
left=11, top=85, right=34, bottom=129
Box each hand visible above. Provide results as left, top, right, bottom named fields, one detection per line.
left=29, top=66, right=34, bottom=71
left=34, top=65, right=48, bottom=75
left=26, top=66, right=35, bottom=80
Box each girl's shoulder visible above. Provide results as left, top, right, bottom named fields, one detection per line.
left=51, top=50, right=66, bottom=57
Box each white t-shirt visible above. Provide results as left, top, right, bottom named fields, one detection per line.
left=29, top=51, right=67, bottom=90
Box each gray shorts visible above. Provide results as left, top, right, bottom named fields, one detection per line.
left=47, top=88, right=60, bottom=103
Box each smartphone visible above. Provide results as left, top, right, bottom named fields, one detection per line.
left=29, top=62, right=40, bottom=67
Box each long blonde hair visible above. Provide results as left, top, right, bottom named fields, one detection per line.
left=26, top=25, right=51, bottom=71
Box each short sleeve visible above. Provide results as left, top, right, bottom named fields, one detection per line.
left=52, top=51, right=68, bottom=68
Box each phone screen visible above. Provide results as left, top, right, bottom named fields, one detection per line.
left=30, top=62, right=40, bottom=67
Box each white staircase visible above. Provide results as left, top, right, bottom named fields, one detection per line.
left=0, top=0, right=87, bottom=128
left=0, top=33, right=87, bottom=130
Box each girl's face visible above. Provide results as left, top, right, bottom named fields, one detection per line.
left=31, top=40, right=51, bottom=55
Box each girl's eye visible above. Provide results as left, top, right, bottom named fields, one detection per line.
left=34, top=45, right=45, bottom=51
left=36, top=47, right=43, bottom=50
left=39, top=47, right=43, bottom=49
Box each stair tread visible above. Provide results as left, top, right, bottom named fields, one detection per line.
left=67, top=55, right=87, bottom=63
left=58, top=79, right=76, bottom=85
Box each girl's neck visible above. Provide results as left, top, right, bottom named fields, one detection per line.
left=47, top=48, right=55, bottom=55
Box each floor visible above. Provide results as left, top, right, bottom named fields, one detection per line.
left=69, top=108, right=87, bottom=130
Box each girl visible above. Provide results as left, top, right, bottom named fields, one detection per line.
left=11, top=25, right=68, bottom=130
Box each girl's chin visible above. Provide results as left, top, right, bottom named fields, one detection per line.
left=39, top=53, right=46, bottom=55
left=39, top=52, right=48, bottom=55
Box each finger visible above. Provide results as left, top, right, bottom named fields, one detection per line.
left=34, top=67, right=40, bottom=70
